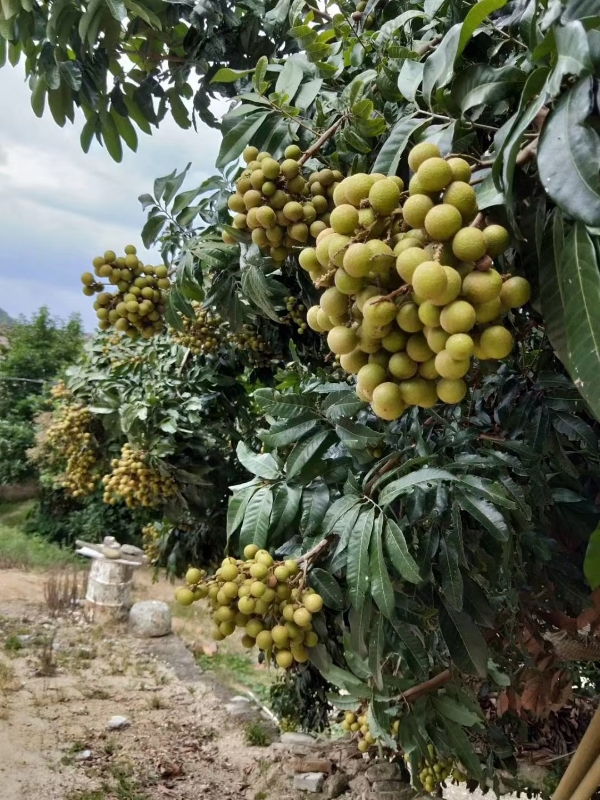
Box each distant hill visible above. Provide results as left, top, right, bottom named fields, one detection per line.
left=0, top=308, right=14, bottom=326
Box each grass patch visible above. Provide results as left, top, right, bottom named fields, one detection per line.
left=244, top=721, right=274, bottom=747
left=0, top=659, right=16, bottom=690
left=66, top=763, right=150, bottom=800
left=0, top=501, right=75, bottom=570
left=195, top=651, right=273, bottom=702
left=5, top=634, right=23, bottom=654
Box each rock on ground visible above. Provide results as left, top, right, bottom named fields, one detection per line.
left=129, top=600, right=171, bottom=638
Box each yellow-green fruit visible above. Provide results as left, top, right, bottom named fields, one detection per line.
left=246, top=618, right=264, bottom=639
left=462, top=269, right=503, bottom=304
left=418, top=357, right=439, bottom=380
left=435, top=351, right=470, bottom=380
left=366, top=239, right=395, bottom=273
left=356, top=285, right=380, bottom=311
left=185, top=568, right=201, bottom=586
left=303, top=593, right=323, bottom=613
left=243, top=145, right=259, bottom=163
left=299, top=248, right=320, bottom=273
left=328, top=326, right=358, bottom=355
left=285, top=144, right=302, bottom=160
left=281, top=158, right=300, bottom=179
left=177, top=588, right=195, bottom=606
left=443, top=181, right=477, bottom=220
left=408, top=142, right=441, bottom=171
left=330, top=204, right=359, bottom=235
left=357, top=363, right=387, bottom=399
left=233, top=213, right=248, bottom=229
left=344, top=173, right=373, bottom=207
left=335, top=268, right=363, bottom=295
left=221, top=562, right=239, bottom=581
left=291, top=644, right=309, bottom=663
left=428, top=266, right=461, bottom=306
left=445, top=333, right=474, bottom=360
left=418, top=301, right=442, bottom=327
left=437, top=378, right=467, bottom=404
left=363, top=296, right=397, bottom=327
left=316, top=234, right=334, bottom=267
left=358, top=740, right=369, bottom=753
left=394, top=236, right=423, bottom=255
left=424, top=204, right=463, bottom=241
left=305, top=631, right=319, bottom=647
left=249, top=562, right=268, bottom=580
left=329, top=234, right=351, bottom=267
left=276, top=650, right=294, bottom=669
left=252, top=228, right=269, bottom=247
left=283, top=201, right=303, bottom=222
left=340, top=348, right=369, bottom=373
left=483, top=224, right=510, bottom=256
left=396, top=247, right=429, bottom=283
left=244, top=190, right=263, bottom=209
left=426, top=327, right=450, bottom=354
left=403, top=194, right=435, bottom=229
left=371, top=382, right=407, bottom=420
left=452, top=227, right=487, bottom=261
left=333, top=182, right=348, bottom=206
left=256, top=630, right=273, bottom=651
left=256, top=205, right=276, bottom=228
left=480, top=325, right=514, bottom=358
left=417, top=157, right=453, bottom=192
left=400, top=377, right=432, bottom=406
left=289, top=222, right=309, bottom=242
left=382, top=329, right=407, bottom=352
left=307, top=306, right=325, bottom=332
left=344, top=243, right=372, bottom=278
left=412, top=261, right=448, bottom=301
left=406, top=333, right=434, bottom=362
left=321, top=287, right=348, bottom=318
left=317, top=309, right=335, bottom=331
left=475, top=297, right=502, bottom=323
left=440, top=300, right=476, bottom=334
left=501, top=276, right=531, bottom=308
left=389, top=175, right=405, bottom=191
left=216, top=606, right=236, bottom=623
left=389, top=352, right=418, bottom=379
left=293, top=607, right=312, bottom=627
left=260, top=158, right=280, bottom=180
left=397, top=302, right=424, bottom=333
left=369, top=178, right=401, bottom=215
left=271, top=625, right=289, bottom=647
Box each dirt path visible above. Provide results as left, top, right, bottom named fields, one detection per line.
left=0, top=568, right=279, bottom=800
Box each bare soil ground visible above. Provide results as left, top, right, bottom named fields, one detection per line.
left=0, top=567, right=281, bottom=800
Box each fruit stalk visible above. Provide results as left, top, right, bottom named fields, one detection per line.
left=298, top=117, right=345, bottom=166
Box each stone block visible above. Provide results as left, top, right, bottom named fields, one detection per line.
left=129, top=600, right=171, bottom=638
left=323, top=771, right=350, bottom=798
left=365, top=762, right=402, bottom=783
left=293, top=772, right=326, bottom=792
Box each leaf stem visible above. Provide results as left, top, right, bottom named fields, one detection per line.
left=298, top=116, right=346, bottom=165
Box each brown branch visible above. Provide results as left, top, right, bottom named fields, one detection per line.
left=516, top=136, right=539, bottom=166
left=298, top=536, right=335, bottom=565
left=298, top=117, right=346, bottom=165
left=376, top=284, right=412, bottom=303
left=403, top=669, right=452, bottom=703
left=416, top=35, right=442, bottom=57
left=364, top=454, right=403, bottom=496
left=305, top=1, right=332, bottom=21
left=470, top=212, right=486, bottom=229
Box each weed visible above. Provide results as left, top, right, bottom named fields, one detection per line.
left=195, top=651, right=272, bottom=701
left=44, top=566, right=88, bottom=617
left=5, top=634, right=23, bottom=654
left=0, top=659, right=16, bottom=691
left=148, top=693, right=167, bottom=710
left=254, top=792, right=268, bottom=800
left=36, top=634, right=57, bottom=677
left=84, top=687, right=111, bottom=700
left=244, top=721, right=274, bottom=747
left=0, top=500, right=76, bottom=570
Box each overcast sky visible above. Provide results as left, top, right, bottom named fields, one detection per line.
left=0, top=65, right=225, bottom=330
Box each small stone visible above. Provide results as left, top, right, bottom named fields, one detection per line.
left=107, top=715, right=130, bottom=730
left=293, top=772, right=325, bottom=793
left=365, top=762, right=402, bottom=783
left=16, top=634, right=34, bottom=645
left=74, top=750, right=92, bottom=761
left=280, top=732, right=317, bottom=746
left=129, top=601, right=171, bottom=638
left=371, top=780, right=411, bottom=794
left=291, top=758, right=333, bottom=774
left=368, top=793, right=413, bottom=800
left=349, top=774, right=370, bottom=795
left=323, top=771, right=349, bottom=798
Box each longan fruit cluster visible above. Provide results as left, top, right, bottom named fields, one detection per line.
left=169, top=302, right=223, bottom=355
left=45, top=403, right=100, bottom=496
left=224, top=144, right=341, bottom=262
left=298, top=142, right=531, bottom=420
left=102, top=443, right=177, bottom=508
left=284, top=296, right=308, bottom=334
left=412, top=744, right=466, bottom=793
left=50, top=381, right=71, bottom=401
left=80, top=245, right=170, bottom=338
left=175, top=544, right=325, bottom=670
left=342, top=710, right=399, bottom=753
left=142, top=523, right=161, bottom=563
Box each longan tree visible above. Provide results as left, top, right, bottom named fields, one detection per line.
left=8, top=0, right=600, bottom=793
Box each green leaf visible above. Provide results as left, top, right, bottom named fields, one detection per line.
left=285, top=430, right=333, bottom=481
left=439, top=537, right=463, bottom=611
left=211, top=67, right=254, bottom=83
left=253, top=388, right=316, bottom=418
left=141, top=214, right=167, bottom=249
left=432, top=695, right=482, bottom=727
left=30, top=75, right=46, bottom=118
left=397, top=60, right=424, bottom=104
left=239, top=486, right=273, bottom=550
left=227, top=484, right=259, bottom=541
left=253, top=55, right=269, bottom=92
left=336, top=419, right=382, bottom=449
left=216, top=111, right=270, bottom=169
left=295, top=78, right=323, bottom=111
left=368, top=611, right=385, bottom=689
left=584, top=524, right=600, bottom=589
left=553, top=411, right=597, bottom=451
left=308, top=568, right=344, bottom=609
left=323, top=390, right=366, bottom=422
left=389, top=619, right=429, bottom=676
left=261, top=416, right=320, bottom=447
left=105, top=0, right=126, bottom=20
left=538, top=77, right=600, bottom=227
left=547, top=20, right=592, bottom=96
left=369, top=513, right=394, bottom=619
left=438, top=717, right=483, bottom=779
left=236, top=441, right=280, bottom=480
left=439, top=602, right=488, bottom=677
left=272, top=483, right=302, bottom=536
left=300, top=482, right=330, bottom=535
left=371, top=115, right=428, bottom=176
left=457, top=491, right=509, bottom=542
left=347, top=508, right=375, bottom=609
left=100, top=110, right=123, bottom=162
left=457, top=0, right=508, bottom=57
left=275, top=58, right=304, bottom=99
left=379, top=468, right=455, bottom=507
left=241, top=263, right=283, bottom=322
left=422, top=23, right=462, bottom=104
left=349, top=596, right=372, bottom=659
left=452, top=64, right=523, bottom=113
left=558, top=222, right=600, bottom=420
left=454, top=475, right=516, bottom=510
left=539, top=209, right=571, bottom=368
left=323, top=495, right=361, bottom=534
left=384, top=518, right=421, bottom=584
left=111, top=107, right=138, bottom=152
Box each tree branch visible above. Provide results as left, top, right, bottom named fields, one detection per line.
left=402, top=669, right=453, bottom=703
left=298, top=117, right=346, bottom=165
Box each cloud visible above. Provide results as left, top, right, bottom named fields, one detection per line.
left=0, top=65, right=227, bottom=330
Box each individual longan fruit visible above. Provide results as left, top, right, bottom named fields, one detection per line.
left=381, top=328, right=407, bottom=353
left=328, top=326, right=358, bottom=355
left=293, top=607, right=312, bottom=627
left=276, top=650, right=294, bottom=669
left=396, top=247, right=429, bottom=283
left=339, top=348, right=368, bottom=374
left=479, top=325, right=514, bottom=359
left=501, top=276, right=531, bottom=308
left=335, top=269, right=363, bottom=296
left=430, top=266, right=461, bottom=306
left=397, top=302, right=423, bottom=333
left=411, top=261, right=448, bottom=301
left=445, top=333, right=474, bottom=360
left=389, top=352, right=418, bottom=379
left=443, top=181, right=477, bottom=220
left=320, top=287, right=348, bottom=318
left=357, top=363, right=387, bottom=399
left=362, top=296, right=397, bottom=328
left=435, top=351, right=470, bottom=380
left=243, top=145, right=259, bottom=163
left=177, top=588, right=195, bottom=606
left=418, top=357, right=439, bottom=380
left=186, top=567, right=203, bottom=585
left=440, top=300, right=476, bottom=334
left=343, top=173, right=373, bottom=207
left=330, top=204, right=359, bottom=235
left=366, top=239, right=395, bottom=273
left=424, top=204, right=462, bottom=241
left=285, top=144, right=302, bottom=160
left=81, top=271, right=95, bottom=286
left=483, top=224, right=510, bottom=255
left=371, top=382, right=406, bottom=420
left=474, top=297, right=503, bottom=323
left=400, top=377, right=431, bottom=406
left=437, top=378, right=467, bottom=404
left=402, top=194, right=435, bottom=229
left=408, top=142, right=441, bottom=172
left=452, top=227, right=487, bottom=261
left=447, top=157, right=472, bottom=183
left=406, top=333, right=434, bottom=362
left=303, top=593, right=323, bottom=613
left=343, top=243, right=372, bottom=278
left=368, top=178, right=400, bottom=215
left=462, top=269, right=503, bottom=304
